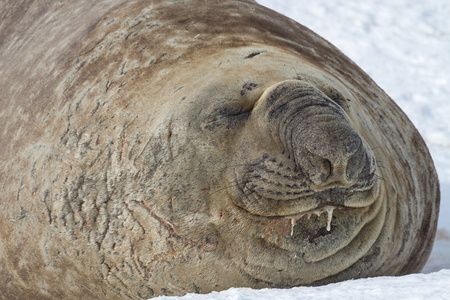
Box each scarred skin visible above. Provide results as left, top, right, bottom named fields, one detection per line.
left=0, top=0, right=439, bottom=299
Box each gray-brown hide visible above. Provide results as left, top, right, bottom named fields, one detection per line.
left=0, top=0, right=440, bottom=299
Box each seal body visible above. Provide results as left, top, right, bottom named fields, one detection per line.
left=0, top=0, right=439, bottom=299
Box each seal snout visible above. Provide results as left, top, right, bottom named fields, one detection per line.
left=293, top=115, right=370, bottom=191
left=230, top=80, right=377, bottom=217
left=261, top=80, right=376, bottom=192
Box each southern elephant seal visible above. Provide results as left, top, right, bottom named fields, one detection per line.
left=0, top=0, right=439, bottom=299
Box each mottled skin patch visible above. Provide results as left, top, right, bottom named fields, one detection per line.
left=0, top=0, right=439, bottom=299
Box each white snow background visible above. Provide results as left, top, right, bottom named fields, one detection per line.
left=156, top=0, right=450, bottom=298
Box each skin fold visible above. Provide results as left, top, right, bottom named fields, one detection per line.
left=0, top=0, right=439, bottom=299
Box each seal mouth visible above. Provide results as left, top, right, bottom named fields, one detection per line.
left=287, top=205, right=341, bottom=235
left=284, top=202, right=375, bottom=236
left=231, top=166, right=378, bottom=220
left=229, top=165, right=381, bottom=242
left=234, top=184, right=377, bottom=227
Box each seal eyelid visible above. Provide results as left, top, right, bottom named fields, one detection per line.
left=213, top=106, right=251, bottom=121
left=201, top=104, right=252, bottom=131
left=208, top=101, right=254, bottom=122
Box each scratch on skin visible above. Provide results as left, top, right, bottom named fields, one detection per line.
left=9, top=207, right=29, bottom=222
left=167, top=122, right=173, bottom=140
left=120, top=134, right=126, bottom=162
left=105, top=80, right=114, bottom=93
left=139, top=45, right=147, bottom=62
left=141, top=200, right=218, bottom=250
left=166, top=120, right=174, bottom=160
left=132, top=240, right=146, bottom=278
left=145, top=246, right=187, bottom=278
left=194, top=201, right=205, bottom=214
left=16, top=176, right=24, bottom=202
left=1, top=179, right=5, bottom=193
left=145, top=240, right=216, bottom=279
left=142, top=200, right=179, bottom=235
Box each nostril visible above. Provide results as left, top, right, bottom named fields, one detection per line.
left=306, top=152, right=335, bottom=186
left=322, top=161, right=353, bottom=187
left=304, top=145, right=361, bottom=187
left=315, top=156, right=332, bottom=184
left=322, top=158, right=332, bottom=178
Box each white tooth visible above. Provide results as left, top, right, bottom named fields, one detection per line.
left=290, top=218, right=295, bottom=236
left=325, top=206, right=335, bottom=231
left=288, top=206, right=336, bottom=236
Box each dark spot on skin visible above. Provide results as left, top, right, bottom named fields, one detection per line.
left=178, top=18, right=191, bottom=24
left=244, top=50, right=267, bottom=59
left=240, top=82, right=258, bottom=96
left=285, top=184, right=299, bottom=189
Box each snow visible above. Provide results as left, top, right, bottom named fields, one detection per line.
left=155, top=0, right=450, bottom=298
left=156, top=270, right=450, bottom=300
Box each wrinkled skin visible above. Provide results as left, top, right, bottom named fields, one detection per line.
left=0, top=0, right=439, bottom=299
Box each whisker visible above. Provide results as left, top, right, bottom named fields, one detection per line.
left=219, top=162, right=260, bottom=171
left=374, top=174, right=385, bottom=182
left=376, top=159, right=386, bottom=169
left=368, top=188, right=377, bottom=202
left=208, top=180, right=245, bottom=195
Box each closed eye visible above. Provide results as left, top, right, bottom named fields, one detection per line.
left=203, top=106, right=252, bottom=131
